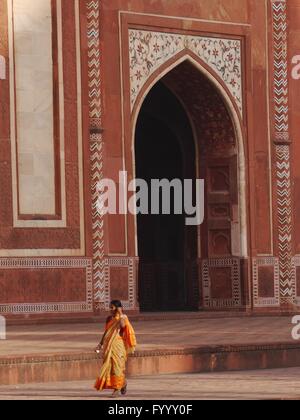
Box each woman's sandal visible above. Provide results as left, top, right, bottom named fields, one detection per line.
left=111, top=390, right=121, bottom=398
left=121, top=382, right=128, bottom=396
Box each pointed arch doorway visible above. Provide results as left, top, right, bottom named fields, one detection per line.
left=135, top=81, right=198, bottom=311
left=134, top=58, right=246, bottom=312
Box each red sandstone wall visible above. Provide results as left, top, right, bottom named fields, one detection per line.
left=0, top=0, right=299, bottom=319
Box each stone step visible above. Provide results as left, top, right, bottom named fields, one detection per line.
left=2, top=342, right=300, bottom=386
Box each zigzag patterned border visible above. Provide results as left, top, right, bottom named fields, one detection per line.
left=87, top=0, right=106, bottom=310
left=272, top=0, right=289, bottom=142
left=271, top=0, right=295, bottom=304
left=276, top=146, right=295, bottom=302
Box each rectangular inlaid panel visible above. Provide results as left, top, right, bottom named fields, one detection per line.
left=209, top=267, right=232, bottom=300
left=110, top=267, right=130, bottom=301
left=0, top=258, right=93, bottom=314
left=11, top=0, right=57, bottom=216
left=103, top=258, right=137, bottom=310
left=253, top=258, right=280, bottom=307
left=0, top=0, right=85, bottom=255
left=202, top=258, right=242, bottom=308
left=257, top=266, right=275, bottom=299
left=0, top=268, right=87, bottom=303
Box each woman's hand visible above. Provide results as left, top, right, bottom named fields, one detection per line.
left=95, top=344, right=103, bottom=354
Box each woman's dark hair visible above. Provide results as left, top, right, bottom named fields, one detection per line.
left=110, top=300, right=123, bottom=308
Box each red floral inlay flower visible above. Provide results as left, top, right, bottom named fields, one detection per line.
left=153, top=43, right=160, bottom=53
left=212, top=49, right=219, bottom=58
left=135, top=70, right=142, bottom=81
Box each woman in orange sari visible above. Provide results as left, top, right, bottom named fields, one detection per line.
left=94, top=300, right=137, bottom=398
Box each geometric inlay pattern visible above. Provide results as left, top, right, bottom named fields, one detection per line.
left=252, top=257, right=280, bottom=308
left=202, top=258, right=242, bottom=308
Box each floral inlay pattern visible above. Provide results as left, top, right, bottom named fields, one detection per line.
left=129, top=29, right=243, bottom=115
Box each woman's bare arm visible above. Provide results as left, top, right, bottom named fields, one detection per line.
left=120, top=314, right=128, bottom=329
left=99, top=331, right=106, bottom=347
left=96, top=317, right=112, bottom=349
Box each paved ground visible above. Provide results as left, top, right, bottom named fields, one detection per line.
left=0, top=368, right=300, bottom=400
left=0, top=315, right=297, bottom=357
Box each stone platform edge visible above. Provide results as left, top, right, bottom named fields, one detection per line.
left=0, top=342, right=299, bottom=366
left=1, top=342, right=300, bottom=386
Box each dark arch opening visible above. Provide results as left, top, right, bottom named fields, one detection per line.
left=135, top=81, right=198, bottom=312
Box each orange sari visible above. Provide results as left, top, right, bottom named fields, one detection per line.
left=94, top=315, right=136, bottom=391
